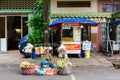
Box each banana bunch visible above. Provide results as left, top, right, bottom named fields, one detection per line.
left=20, top=61, right=36, bottom=68
left=56, top=59, right=73, bottom=67
left=56, top=60, right=65, bottom=67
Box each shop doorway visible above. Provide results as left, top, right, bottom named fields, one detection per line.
left=7, top=16, right=28, bottom=50
left=81, top=26, right=91, bottom=41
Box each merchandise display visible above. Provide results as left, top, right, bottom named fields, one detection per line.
left=19, top=46, right=73, bottom=76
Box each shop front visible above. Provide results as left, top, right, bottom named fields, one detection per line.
left=61, top=23, right=81, bottom=56
left=0, top=15, right=28, bottom=51
left=48, top=18, right=99, bottom=56
left=0, top=0, right=35, bottom=51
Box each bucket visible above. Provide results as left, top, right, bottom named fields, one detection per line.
left=84, top=50, right=90, bottom=59
left=31, top=51, right=39, bottom=59
left=81, top=50, right=84, bottom=58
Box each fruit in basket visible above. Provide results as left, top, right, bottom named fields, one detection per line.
left=30, top=63, right=36, bottom=67
left=56, top=60, right=64, bottom=67
left=20, top=61, right=31, bottom=67
left=56, top=59, right=73, bottom=67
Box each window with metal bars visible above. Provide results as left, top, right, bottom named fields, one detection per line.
left=57, top=1, right=91, bottom=8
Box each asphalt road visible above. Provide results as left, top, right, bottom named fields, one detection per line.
left=0, top=64, right=120, bottom=80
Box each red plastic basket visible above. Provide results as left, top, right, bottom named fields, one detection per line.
left=21, top=66, right=36, bottom=75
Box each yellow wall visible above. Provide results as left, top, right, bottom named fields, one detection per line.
left=50, top=0, right=98, bottom=13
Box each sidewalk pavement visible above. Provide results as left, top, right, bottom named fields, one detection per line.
left=0, top=51, right=116, bottom=67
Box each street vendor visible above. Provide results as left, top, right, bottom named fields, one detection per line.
left=40, top=47, right=55, bottom=68
left=58, top=44, right=68, bottom=59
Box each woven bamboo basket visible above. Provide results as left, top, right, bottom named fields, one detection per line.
left=21, top=66, right=36, bottom=75
left=57, top=66, right=72, bottom=75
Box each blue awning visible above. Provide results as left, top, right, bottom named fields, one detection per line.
left=48, top=18, right=100, bottom=28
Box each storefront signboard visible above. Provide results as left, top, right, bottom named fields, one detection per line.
left=82, top=41, right=91, bottom=50
left=89, top=18, right=106, bottom=22
left=62, top=42, right=81, bottom=54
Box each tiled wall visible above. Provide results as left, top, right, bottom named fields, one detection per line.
left=0, top=0, right=35, bottom=9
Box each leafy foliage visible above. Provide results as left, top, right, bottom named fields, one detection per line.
left=26, top=0, right=47, bottom=44
left=27, top=13, right=46, bottom=29
left=28, top=28, right=44, bottom=44
left=32, top=0, right=43, bottom=14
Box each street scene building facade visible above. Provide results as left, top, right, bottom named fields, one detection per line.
left=0, top=0, right=120, bottom=53
left=0, top=0, right=35, bottom=51
left=49, top=0, right=120, bottom=52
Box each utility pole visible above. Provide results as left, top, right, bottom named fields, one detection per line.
left=43, top=0, right=49, bottom=23
left=43, top=0, right=50, bottom=46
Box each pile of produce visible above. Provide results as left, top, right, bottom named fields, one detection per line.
left=20, top=61, right=56, bottom=75
left=56, top=59, right=72, bottom=67
left=20, top=61, right=36, bottom=68
left=19, top=59, right=73, bottom=75
left=56, top=59, right=73, bottom=75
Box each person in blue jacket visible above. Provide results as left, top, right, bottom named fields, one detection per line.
left=40, top=47, right=55, bottom=68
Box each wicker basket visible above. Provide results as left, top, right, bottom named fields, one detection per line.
left=21, top=66, right=36, bottom=75
left=57, top=66, right=72, bottom=75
